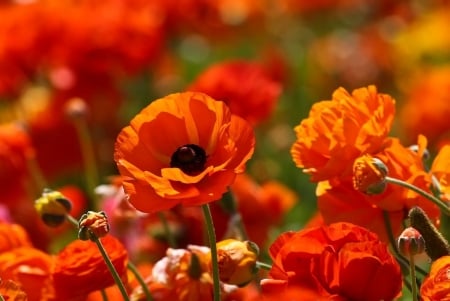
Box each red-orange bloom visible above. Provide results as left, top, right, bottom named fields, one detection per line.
left=291, top=85, right=395, bottom=182
left=0, top=222, right=32, bottom=252
left=261, top=222, right=402, bottom=301
left=52, top=235, right=128, bottom=300
left=114, top=91, right=255, bottom=213
left=187, top=60, right=282, bottom=125
left=0, top=247, right=53, bottom=301
left=421, top=255, right=450, bottom=301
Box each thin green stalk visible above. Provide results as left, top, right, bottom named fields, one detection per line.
left=256, top=261, right=272, bottom=270
left=73, top=117, right=100, bottom=211
left=100, top=289, right=108, bottom=301
left=202, top=204, right=220, bottom=301
left=0, top=295, right=5, bottom=301
left=157, top=212, right=176, bottom=248
left=66, top=214, right=79, bottom=228
left=93, top=235, right=130, bottom=301
left=385, top=176, right=450, bottom=216
left=127, top=261, right=153, bottom=301
left=409, top=254, right=418, bottom=301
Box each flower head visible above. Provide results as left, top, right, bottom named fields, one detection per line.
left=34, top=188, right=72, bottom=227
left=421, top=255, right=450, bottom=301
left=114, top=91, right=255, bottom=213
left=291, top=85, right=395, bottom=182
left=187, top=60, right=282, bottom=125
left=352, top=154, right=388, bottom=194
left=78, top=211, right=110, bottom=241
left=53, top=235, right=128, bottom=300
left=215, top=239, right=259, bottom=286
left=398, top=227, right=425, bottom=257
left=261, top=222, right=402, bottom=301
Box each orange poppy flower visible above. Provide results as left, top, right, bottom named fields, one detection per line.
left=261, top=222, right=402, bottom=301
left=0, top=278, right=27, bottom=301
left=114, top=91, right=255, bottom=213
left=52, top=235, right=128, bottom=300
left=0, top=247, right=53, bottom=301
left=291, top=85, right=395, bottom=182
left=420, top=255, right=450, bottom=301
left=187, top=60, right=282, bottom=125
left=0, top=222, right=32, bottom=252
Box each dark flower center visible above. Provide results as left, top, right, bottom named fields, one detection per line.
left=170, top=144, right=207, bottom=175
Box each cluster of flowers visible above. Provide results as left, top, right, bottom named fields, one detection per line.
left=1, top=1, right=450, bottom=301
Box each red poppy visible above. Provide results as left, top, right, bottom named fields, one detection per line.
left=261, top=222, right=402, bottom=301
left=114, top=91, right=255, bottom=213
left=420, top=255, right=450, bottom=301
left=52, top=235, right=129, bottom=300
left=187, top=60, right=282, bottom=125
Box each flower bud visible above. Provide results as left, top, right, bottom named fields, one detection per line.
left=353, top=155, right=388, bottom=194
left=215, top=239, right=259, bottom=287
left=34, top=188, right=72, bottom=227
left=398, top=227, right=425, bottom=257
left=78, top=211, right=110, bottom=241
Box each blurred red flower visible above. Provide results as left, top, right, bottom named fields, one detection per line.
left=114, top=91, right=255, bottom=213
left=0, top=222, right=32, bottom=252
left=187, top=60, right=282, bottom=125
left=261, top=222, right=402, bottom=301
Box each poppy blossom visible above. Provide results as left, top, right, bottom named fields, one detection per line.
left=291, top=85, right=395, bottom=182
left=114, top=91, right=255, bottom=213
left=0, top=222, right=32, bottom=253
left=187, top=60, right=282, bottom=125
left=420, top=255, right=450, bottom=301
left=52, top=235, right=128, bottom=300
left=261, top=222, right=402, bottom=301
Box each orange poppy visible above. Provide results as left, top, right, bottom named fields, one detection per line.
left=114, top=91, right=255, bottom=213
left=0, top=247, right=53, bottom=301
left=420, top=255, right=450, bottom=301
left=0, top=278, right=27, bottom=301
left=261, top=222, right=402, bottom=301
left=291, top=85, right=395, bottom=182
left=52, top=235, right=129, bottom=300
left=187, top=60, right=282, bottom=125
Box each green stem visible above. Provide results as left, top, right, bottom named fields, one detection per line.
left=100, top=289, right=108, bottom=301
left=409, top=254, right=418, bottom=301
left=0, top=295, right=5, bottom=301
left=73, top=117, right=100, bottom=211
left=66, top=214, right=79, bottom=228
left=385, top=176, right=450, bottom=216
left=202, top=204, right=220, bottom=301
left=93, top=235, right=130, bottom=301
left=157, top=212, right=176, bottom=248
left=256, top=261, right=272, bottom=270
left=127, top=262, right=153, bottom=301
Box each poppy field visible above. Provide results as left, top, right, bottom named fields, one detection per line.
left=1, top=1, right=450, bottom=300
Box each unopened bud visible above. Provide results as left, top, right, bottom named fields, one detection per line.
left=215, top=239, right=259, bottom=287
left=353, top=155, right=388, bottom=194
left=78, top=211, right=109, bottom=241
left=398, top=227, right=425, bottom=256
left=35, top=188, right=72, bottom=227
